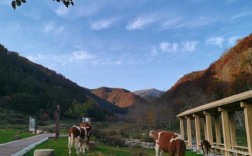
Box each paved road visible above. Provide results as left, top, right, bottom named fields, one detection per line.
left=0, top=133, right=54, bottom=156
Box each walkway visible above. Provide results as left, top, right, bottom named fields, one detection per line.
left=0, top=133, right=54, bottom=156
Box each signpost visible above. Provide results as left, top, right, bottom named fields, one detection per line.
left=29, top=117, right=36, bottom=133
left=82, top=116, right=91, bottom=123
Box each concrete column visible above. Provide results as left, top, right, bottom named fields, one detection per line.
left=214, top=115, right=221, bottom=146
left=179, top=117, right=185, bottom=140
left=186, top=116, right=192, bottom=147
left=229, top=113, right=237, bottom=148
left=193, top=114, right=201, bottom=150
left=204, top=111, right=213, bottom=144
left=219, top=107, right=231, bottom=156
left=241, top=102, right=252, bottom=155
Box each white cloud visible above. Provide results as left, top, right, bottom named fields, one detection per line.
left=206, top=36, right=225, bottom=47
left=227, top=36, right=239, bottom=46
left=91, top=18, right=115, bottom=30
left=55, top=5, right=70, bottom=16
left=126, top=15, right=157, bottom=30
left=159, top=41, right=198, bottom=53
left=27, top=50, right=95, bottom=67
left=43, top=23, right=55, bottom=33
left=161, top=17, right=183, bottom=29
left=231, top=11, right=252, bottom=20
left=42, top=22, right=66, bottom=37
left=150, top=47, right=158, bottom=56
left=115, top=61, right=123, bottom=65
left=227, top=0, right=237, bottom=4
left=162, top=16, right=217, bottom=30
left=27, top=54, right=45, bottom=62
left=75, top=4, right=101, bottom=17
left=182, top=41, right=198, bottom=52
left=26, top=50, right=131, bottom=67
left=0, top=0, right=11, bottom=5
left=160, top=42, right=178, bottom=53
left=69, top=51, right=95, bottom=62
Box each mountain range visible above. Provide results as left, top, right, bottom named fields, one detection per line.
left=91, top=87, right=151, bottom=108
left=133, top=88, right=164, bottom=103
left=1, top=33, right=252, bottom=123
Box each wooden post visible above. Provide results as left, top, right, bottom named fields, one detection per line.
left=179, top=117, right=185, bottom=140
left=229, top=112, right=237, bottom=148
left=54, top=105, right=60, bottom=140
left=219, top=107, right=231, bottom=156
left=241, top=102, right=252, bottom=155
left=193, top=114, right=201, bottom=150
left=204, top=111, right=213, bottom=144
left=186, top=116, right=192, bottom=148
left=214, top=115, right=221, bottom=146
left=203, top=120, right=207, bottom=140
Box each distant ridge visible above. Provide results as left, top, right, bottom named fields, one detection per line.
left=92, top=87, right=151, bottom=108
left=134, top=88, right=164, bottom=97
left=133, top=88, right=164, bottom=103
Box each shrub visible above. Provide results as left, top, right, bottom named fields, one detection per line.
left=106, top=135, right=124, bottom=147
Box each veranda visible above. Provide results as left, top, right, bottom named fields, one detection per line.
left=177, top=90, right=252, bottom=156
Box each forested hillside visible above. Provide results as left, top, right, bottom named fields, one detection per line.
left=155, top=34, right=252, bottom=126
left=0, top=44, right=124, bottom=121
left=92, top=87, right=151, bottom=108
left=127, top=34, right=252, bottom=129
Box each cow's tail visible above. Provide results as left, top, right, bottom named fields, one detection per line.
left=177, top=139, right=186, bottom=156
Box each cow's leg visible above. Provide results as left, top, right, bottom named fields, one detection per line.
left=81, top=141, right=87, bottom=154
left=83, top=142, right=87, bottom=153
left=68, top=134, right=75, bottom=155
left=202, top=145, right=206, bottom=154
left=155, top=144, right=160, bottom=156
left=68, top=136, right=72, bottom=155
left=74, top=136, right=80, bottom=155
left=159, top=149, right=163, bottom=156
left=79, top=141, right=83, bottom=154
left=168, top=151, right=175, bottom=156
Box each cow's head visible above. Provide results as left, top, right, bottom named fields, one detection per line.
left=149, top=130, right=154, bottom=137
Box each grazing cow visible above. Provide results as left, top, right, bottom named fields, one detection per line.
left=68, top=126, right=82, bottom=155
left=201, top=140, right=211, bottom=154
left=149, top=130, right=186, bottom=156
left=79, top=122, right=92, bottom=152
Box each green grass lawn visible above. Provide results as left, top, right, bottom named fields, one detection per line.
left=0, top=129, right=35, bottom=144
left=24, top=137, right=202, bottom=156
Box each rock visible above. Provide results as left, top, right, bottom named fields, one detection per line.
left=13, top=135, right=21, bottom=140
left=89, top=141, right=96, bottom=150
left=33, top=149, right=55, bottom=156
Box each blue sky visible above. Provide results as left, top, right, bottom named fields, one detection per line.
left=0, top=0, right=252, bottom=91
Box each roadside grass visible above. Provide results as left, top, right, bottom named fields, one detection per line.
left=0, top=129, right=35, bottom=144
left=24, top=137, right=202, bottom=156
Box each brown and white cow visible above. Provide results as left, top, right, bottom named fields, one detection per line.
left=68, top=125, right=91, bottom=155
left=68, top=126, right=82, bottom=155
left=79, top=122, right=92, bottom=152
left=149, top=130, right=186, bottom=156
left=201, top=140, right=211, bottom=154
